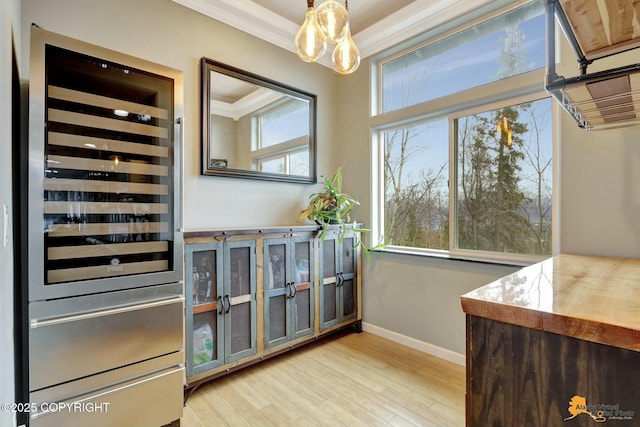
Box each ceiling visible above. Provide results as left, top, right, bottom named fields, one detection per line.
left=171, top=0, right=496, bottom=68
left=249, top=0, right=414, bottom=35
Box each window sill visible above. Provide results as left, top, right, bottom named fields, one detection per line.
left=373, top=246, right=544, bottom=268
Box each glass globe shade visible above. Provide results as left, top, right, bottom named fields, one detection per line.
left=332, top=28, right=360, bottom=74
left=316, top=0, right=349, bottom=44
left=295, top=7, right=327, bottom=62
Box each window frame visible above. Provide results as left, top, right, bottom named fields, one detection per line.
left=370, top=0, right=557, bottom=265
left=449, top=92, right=554, bottom=264
left=255, top=144, right=310, bottom=175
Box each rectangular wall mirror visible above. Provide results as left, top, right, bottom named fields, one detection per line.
left=201, top=58, right=317, bottom=183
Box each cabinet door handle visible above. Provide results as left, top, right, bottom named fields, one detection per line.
left=285, top=283, right=291, bottom=299
left=224, top=295, right=231, bottom=314
left=217, top=296, right=224, bottom=314
left=291, top=283, right=297, bottom=298
left=337, top=272, right=344, bottom=287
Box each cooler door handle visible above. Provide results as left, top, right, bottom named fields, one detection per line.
left=30, top=296, right=184, bottom=329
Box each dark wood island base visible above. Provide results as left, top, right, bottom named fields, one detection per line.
left=466, top=315, right=639, bottom=427
left=462, top=255, right=640, bottom=427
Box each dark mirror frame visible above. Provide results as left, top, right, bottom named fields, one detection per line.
left=201, top=57, right=317, bottom=184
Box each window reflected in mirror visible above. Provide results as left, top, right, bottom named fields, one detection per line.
left=201, top=58, right=317, bottom=183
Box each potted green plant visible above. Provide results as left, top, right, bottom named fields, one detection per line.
left=297, top=167, right=384, bottom=258
left=297, top=167, right=357, bottom=228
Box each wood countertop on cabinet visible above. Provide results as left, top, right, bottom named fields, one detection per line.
left=461, top=254, right=640, bottom=352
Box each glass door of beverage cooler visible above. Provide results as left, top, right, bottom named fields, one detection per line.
left=28, top=36, right=183, bottom=301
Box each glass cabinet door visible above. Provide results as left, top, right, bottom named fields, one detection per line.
left=320, top=236, right=339, bottom=329
left=225, top=241, right=256, bottom=363
left=264, top=235, right=314, bottom=349
left=320, top=231, right=358, bottom=330
left=185, top=243, right=224, bottom=376
left=340, top=235, right=357, bottom=321
left=292, top=237, right=314, bottom=339
left=264, top=239, right=289, bottom=348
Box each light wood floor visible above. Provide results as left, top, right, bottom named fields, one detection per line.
left=181, top=331, right=465, bottom=427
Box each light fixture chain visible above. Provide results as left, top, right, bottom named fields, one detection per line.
left=345, top=0, right=349, bottom=12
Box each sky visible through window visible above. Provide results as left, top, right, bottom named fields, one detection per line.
left=382, top=5, right=546, bottom=113
left=259, top=102, right=309, bottom=148
left=383, top=6, right=549, bottom=196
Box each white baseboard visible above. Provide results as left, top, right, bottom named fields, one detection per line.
left=361, top=322, right=466, bottom=367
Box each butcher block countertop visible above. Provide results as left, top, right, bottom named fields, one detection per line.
left=461, top=254, right=640, bottom=352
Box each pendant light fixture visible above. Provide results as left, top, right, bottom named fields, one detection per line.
left=295, top=0, right=327, bottom=63
left=331, top=0, right=360, bottom=74
left=316, top=0, right=349, bottom=44
left=295, top=0, right=360, bottom=75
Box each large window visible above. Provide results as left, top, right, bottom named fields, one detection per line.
left=374, top=0, right=553, bottom=263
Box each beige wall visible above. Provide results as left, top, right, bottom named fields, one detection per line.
left=560, top=116, right=640, bottom=256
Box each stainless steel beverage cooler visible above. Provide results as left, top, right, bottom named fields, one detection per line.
left=26, top=27, right=185, bottom=427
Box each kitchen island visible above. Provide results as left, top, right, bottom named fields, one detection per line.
left=461, top=254, right=640, bottom=427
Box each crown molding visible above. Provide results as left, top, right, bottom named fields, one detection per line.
left=172, top=0, right=334, bottom=68
left=172, top=0, right=296, bottom=51
left=354, top=0, right=496, bottom=59
left=172, top=0, right=495, bottom=69
left=211, top=87, right=284, bottom=120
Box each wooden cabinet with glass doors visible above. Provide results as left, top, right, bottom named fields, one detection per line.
left=263, top=233, right=315, bottom=349
left=185, top=240, right=256, bottom=379
left=184, top=225, right=360, bottom=390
